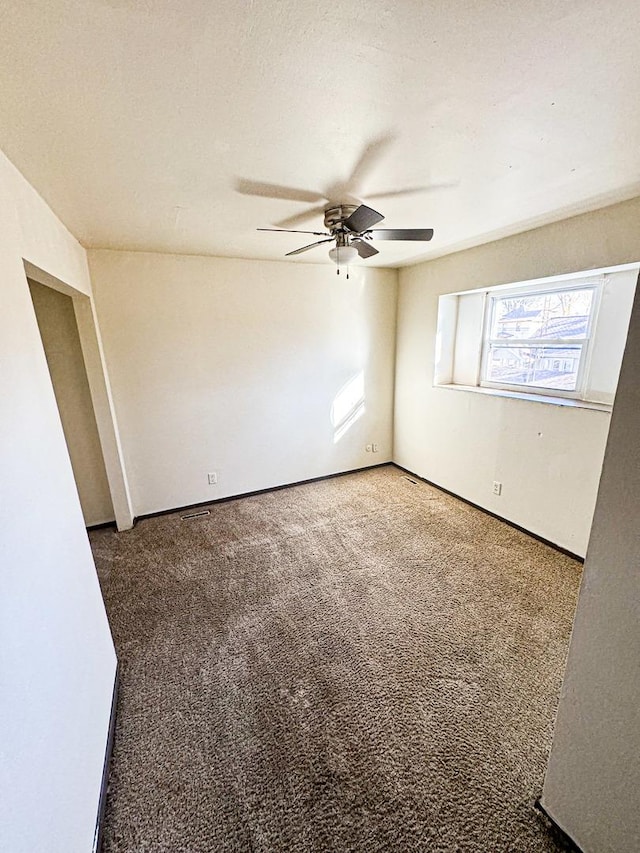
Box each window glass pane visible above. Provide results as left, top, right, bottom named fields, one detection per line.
left=490, top=288, right=593, bottom=340
left=486, top=345, right=582, bottom=391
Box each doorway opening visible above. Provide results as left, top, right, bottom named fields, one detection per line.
left=28, top=278, right=115, bottom=527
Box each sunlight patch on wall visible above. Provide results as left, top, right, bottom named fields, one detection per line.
left=331, top=371, right=366, bottom=444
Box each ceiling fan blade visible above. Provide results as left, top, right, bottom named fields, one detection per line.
left=274, top=204, right=328, bottom=229
left=258, top=228, right=330, bottom=236
left=285, top=238, right=334, bottom=257
left=235, top=179, right=325, bottom=203
left=369, top=228, right=434, bottom=241
left=343, top=204, right=385, bottom=233
left=347, top=134, right=396, bottom=194
left=365, top=186, right=431, bottom=200
left=366, top=180, right=458, bottom=201
left=352, top=238, right=379, bottom=259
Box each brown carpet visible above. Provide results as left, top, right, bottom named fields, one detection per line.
left=91, top=465, right=581, bottom=852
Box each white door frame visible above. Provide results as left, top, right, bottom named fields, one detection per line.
left=23, top=260, right=134, bottom=531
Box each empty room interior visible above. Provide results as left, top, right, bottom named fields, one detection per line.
left=2, top=2, right=640, bottom=852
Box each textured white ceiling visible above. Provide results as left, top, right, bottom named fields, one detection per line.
left=1, top=0, right=639, bottom=267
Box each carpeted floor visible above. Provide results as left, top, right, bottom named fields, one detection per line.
left=91, top=464, right=581, bottom=852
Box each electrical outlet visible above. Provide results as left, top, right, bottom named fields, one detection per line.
left=208, top=472, right=218, bottom=485
left=366, top=444, right=372, bottom=452
left=372, top=443, right=379, bottom=452
left=492, top=481, right=502, bottom=496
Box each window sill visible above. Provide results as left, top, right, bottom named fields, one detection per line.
left=435, top=383, right=612, bottom=412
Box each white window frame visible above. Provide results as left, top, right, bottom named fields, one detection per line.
left=479, top=278, right=603, bottom=401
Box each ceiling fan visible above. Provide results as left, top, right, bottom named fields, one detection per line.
left=257, top=203, right=434, bottom=270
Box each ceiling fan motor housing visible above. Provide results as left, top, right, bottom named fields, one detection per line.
left=324, top=205, right=359, bottom=233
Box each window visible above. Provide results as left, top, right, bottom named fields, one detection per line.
left=481, top=285, right=597, bottom=397
left=434, top=264, right=639, bottom=408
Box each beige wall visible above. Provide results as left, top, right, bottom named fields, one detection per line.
left=542, top=275, right=640, bottom=852
left=29, top=280, right=114, bottom=526
left=0, top=151, right=117, bottom=852
left=394, top=197, right=640, bottom=556
left=88, top=250, right=398, bottom=517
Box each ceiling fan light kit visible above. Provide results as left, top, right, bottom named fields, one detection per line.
left=257, top=203, right=434, bottom=274
left=328, top=244, right=359, bottom=266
